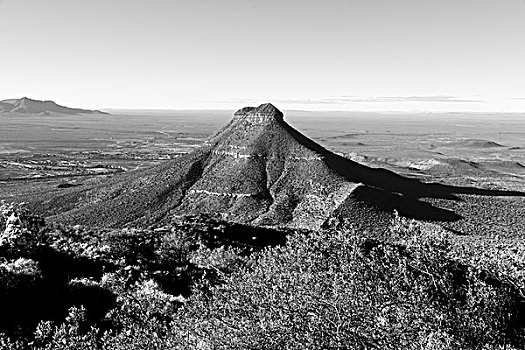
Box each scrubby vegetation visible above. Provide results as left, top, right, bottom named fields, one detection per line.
left=1, top=201, right=525, bottom=349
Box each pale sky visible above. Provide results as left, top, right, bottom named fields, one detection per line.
left=1, top=0, right=524, bottom=112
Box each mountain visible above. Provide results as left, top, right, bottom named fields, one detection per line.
left=33, top=103, right=509, bottom=231
left=0, top=97, right=108, bottom=115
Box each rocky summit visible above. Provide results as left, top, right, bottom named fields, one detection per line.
left=31, top=103, right=468, bottom=230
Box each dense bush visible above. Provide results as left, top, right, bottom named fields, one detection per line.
left=1, top=201, right=525, bottom=349
left=0, top=202, right=258, bottom=346
left=166, top=219, right=525, bottom=350
left=453, top=236, right=525, bottom=290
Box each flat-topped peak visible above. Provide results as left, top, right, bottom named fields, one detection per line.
left=234, top=103, right=283, bottom=122
left=0, top=97, right=109, bottom=115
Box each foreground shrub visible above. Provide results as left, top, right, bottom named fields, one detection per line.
left=168, top=224, right=524, bottom=350
left=2, top=202, right=524, bottom=349
left=32, top=306, right=99, bottom=350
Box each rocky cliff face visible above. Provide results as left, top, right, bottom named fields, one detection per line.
left=231, top=103, right=284, bottom=124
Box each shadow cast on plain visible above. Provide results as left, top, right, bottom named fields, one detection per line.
left=281, top=120, right=525, bottom=222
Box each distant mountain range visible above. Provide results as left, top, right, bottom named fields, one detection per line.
left=31, top=103, right=478, bottom=231
left=0, top=97, right=108, bottom=115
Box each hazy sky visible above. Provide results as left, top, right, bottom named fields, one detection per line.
left=1, top=0, right=524, bottom=112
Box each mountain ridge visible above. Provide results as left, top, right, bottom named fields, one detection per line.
left=0, top=97, right=108, bottom=115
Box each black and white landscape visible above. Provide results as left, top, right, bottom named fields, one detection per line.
left=1, top=1, right=525, bottom=349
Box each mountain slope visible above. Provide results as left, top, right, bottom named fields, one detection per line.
left=0, top=97, right=108, bottom=115
left=31, top=103, right=520, bottom=230
left=175, top=103, right=362, bottom=228
left=34, top=103, right=368, bottom=229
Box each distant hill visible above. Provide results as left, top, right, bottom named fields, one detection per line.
left=31, top=103, right=473, bottom=231
left=0, top=97, right=108, bottom=115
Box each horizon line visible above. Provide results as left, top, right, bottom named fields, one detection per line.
left=102, top=107, right=525, bottom=115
